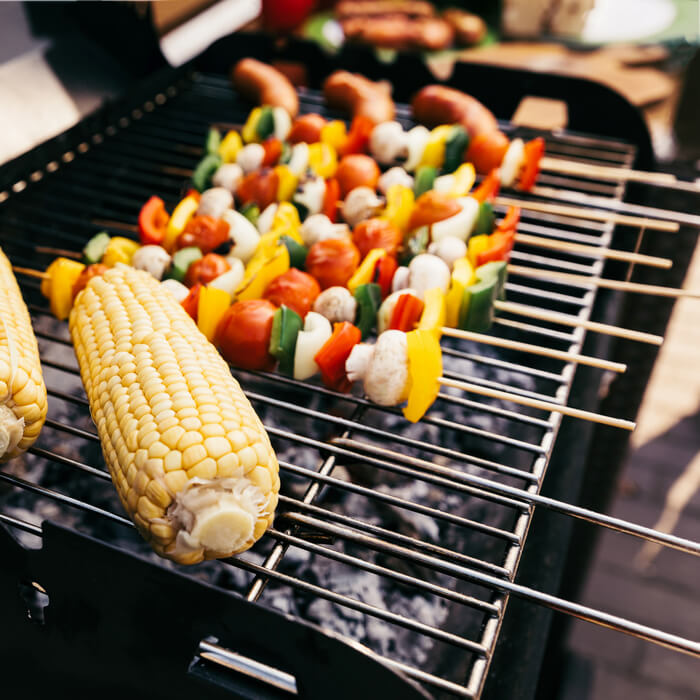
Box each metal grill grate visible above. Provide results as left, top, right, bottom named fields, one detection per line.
left=0, top=70, right=698, bottom=698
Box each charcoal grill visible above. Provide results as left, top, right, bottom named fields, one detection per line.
left=1, top=43, right=699, bottom=700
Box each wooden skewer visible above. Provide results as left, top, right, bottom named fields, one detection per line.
left=507, top=265, right=700, bottom=299
left=35, top=246, right=81, bottom=259
left=496, top=195, right=679, bottom=232
left=438, top=376, right=635, bottom=430
left=92, top=219, right=139, bottom=233
left=493, top=300, right=663, bottom=346
left=513, top=233, right=671, bottom=269
left=440, top=327, right=626, bottom=372
left=12, top=266, right=48, bottom=280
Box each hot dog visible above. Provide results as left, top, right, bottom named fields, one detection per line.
left=340, top=16, right=454, bottom=52
left=323, top=71, right=396, bottom=125
left=232, top=58, right=299, bottom=118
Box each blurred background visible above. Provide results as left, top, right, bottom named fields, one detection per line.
left=0, top=2, right=699, bottom=698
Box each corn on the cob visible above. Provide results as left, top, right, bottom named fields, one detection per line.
left=0, top=248, right=47, bottom=461
left=69, top=264, right=279, bottom=564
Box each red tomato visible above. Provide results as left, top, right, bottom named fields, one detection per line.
left=466, top=130, right=510, bottom=174
left=261, top=0, right=315, bottom=31
left=216, top=299, right=277, bottom=371
left=335, top=154, right=380, bottom=198
left=236, top=169, right=280, bottom=210
left=185, top=253, right=230, bottom=287
left=263, top=268, right=321, bottom=318
left=181, top=283, right=202, bottom=321
left=261, top=138, right=283, bottom=167
left=305, top=238, right=361, bottom=289
left=176, top=216, right=230, bottom=254
left=288, top=114, right=327, bottom=144
left=408, top=191, right=461, bottom=230
left=352, top=218, right=402, bottom=259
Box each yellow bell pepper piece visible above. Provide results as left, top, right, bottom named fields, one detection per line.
left=467, top=235, right=490, bottom=268
left=418, top=287, right=446, bottom=338
left=321, top=120, right=348, bottom=152
left=197, top=286, right=231, bottom=342
left=419, top=125, right=453, bottom=169
left=445, top=257, right=476, bottom=328
left=102, top=237, right=140, bottom=267
left=346, top=248, right=386, bottom=294
left=275, top=165, right=298, bottom=203
left=236, top=246, right=290, bottom=301
left=242, top=107, right=262, bottom=144
left=449, top=163, right=476, bottom=197
left=163, top=194, right=199, bottom=251
left=218, top=130, right=243, bottom=163
left=383, top=184, right=414, bottom=233
left=403, top=329, right=442, bottom=423
left=308, top=142, right=338, bottom=178
left=43, top=258, right=85, bottom=321
left=273, top=201, right=301, bottom=230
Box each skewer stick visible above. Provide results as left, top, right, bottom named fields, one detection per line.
left=513, top=233, right=671, bottom=269
left=440, top=327, right=626, bottom=372
left=438, top=376, right=635, bottom=430
left=493, top=300, right=663, bottom=346
left=496, top=195, right=679, bottom=232
left=507, top=265, right=700, bottom=299
left=12, top=266, right=48, bottom=280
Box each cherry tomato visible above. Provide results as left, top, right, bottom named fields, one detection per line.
left=261, top=0, right=315, bottom=32
left=335, top=154, right=380, bottom=198
left=176, top=215, right=230, bottom=254
left=288, top=114, right=327, bottom=144
left=263, top=268, right=321, bottom=318
left=465, top=130, right=509, bottom=174
left=236, top=169, right=280, bottom=210
left=181, top=283, right=202, bottom=321
left=216, top=299, right=277, bottom=371
left=352, top=218, right=403, bottom=259
left=408, top=191, right=461, bottom=230
left=72, top=263, right=108, bottom=299
left=261, top=138, right=283, bottom=167
left=185, top=253, right=230, bottom=287
left=305, top=238, right=361, bottom=289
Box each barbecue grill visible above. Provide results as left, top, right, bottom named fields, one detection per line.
left=1, top=32, right=699, bottom=700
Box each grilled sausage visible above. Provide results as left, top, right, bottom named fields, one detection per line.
left=335, top=0, right=435, bottom=19
left=323, top=71, right=395, bottom=124
left=231, top=58, right=299, bottom=118
left=341, top=16, right=454, bottom=51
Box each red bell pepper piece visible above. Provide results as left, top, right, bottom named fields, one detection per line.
left=338, top=115, right=375, bottom=156
left=472, top=169, right=501, bottom=203
left=476, top=230, right=516, bottom=266
left=496, top=205, right=520, bottom=233
left=181, top=283, right=202, bottom=321
left=373, top=254, right=398, bottom=298
left=389, top=293, right=425, bottom=332
left=518, top=137, right=545, bottom=191
left=322, top=177, right=340, bottom=223
left=138, top=196, right=170, bottom=245
left=261, top=138, right=283, bottom=167
left=314, top=321, right=362, bottom=391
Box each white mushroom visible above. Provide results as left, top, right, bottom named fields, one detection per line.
left=257, top=203, right=278, bottom=234
left=300, top=214, right=350, bottom=246
left=132, top=245, right=172, bottom=280
left=391, top=266, right=410, bottom=293
left=209, top=258, right=245, bottom=300
left=377, top=288, right=419, bottom=334
left=287, top=142, right=309, bottom=177
left=293, top=312, right=333, bottom=381
left=341, top=187, right=384, bottom=228
left=212, top=163, right=243, bottom=194
left=363, top=330, right=409, bottom=406
left=377, top=167, right=414, bottom=195
left=313, top=286, right=357, bottom=324
left=161, top=278, right=189, bottom=303
left=272, top=106, right=292, bottom=142
left=369, top=121, right=408, bottom=165
left=293, top=176, right=326, bottom=216
left=500, top=138, right=526, bottom=188
left=221, top=209, right=261, bottom=263
left=345, top=343, right=374, bottom=383
left=431, top=197, right=479, bottom=243
left=196, top=187, right=233, bottom=219
left=404, top=125, right=431, bottom=172
left=236, top=143, right=265, bottom=174
left=408, top=254, right=451, bottom=298
left=428, top=237, right=468, bottom=270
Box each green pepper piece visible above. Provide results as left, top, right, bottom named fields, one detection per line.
left=400, top=226, right=429, bottom=266
left=476, top=260, right=507, bottom=299
left=413, top=165, right=437, bottom=198
left=256, top=106, right=275, bottom=141
left=192, top=153, right=222, bottom=192
left=279, top=141, right=292, bottom=165
left=167, top=246, right=202, bottom=283
left=473, top=202, right=495, bottom=236
left=82, top=231, right=111, bottom=265
left=442, top=126, right=469, bottom=174
left=291, top=200, right=309, bottom=222
left=281, top=235, right=308, bottom=269
left=205, top=127, right=221, bottom=155
left=239, top=202, right=260, bottom=226
left=457, top=260, right=506, bottom=332
left=353, top=283, right=382, bottom=340
left=269, top=304, right=303, bottom=376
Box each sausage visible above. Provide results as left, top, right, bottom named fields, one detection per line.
left=231, top=58, right=299, bottom=117
left=411, top=84, right=500, bottom=139
left=335, top=0, right=435, bottom=19
left=340, top=16, right=454, bottom=51
left=323, top=70, right=395, bottom=124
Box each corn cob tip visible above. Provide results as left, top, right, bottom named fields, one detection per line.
left=0, top=406, right=24, bottom=457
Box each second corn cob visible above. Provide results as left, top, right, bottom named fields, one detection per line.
left=69, top=264, right=279, bottom=564
left=0, top=247, right=47, bottom=460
